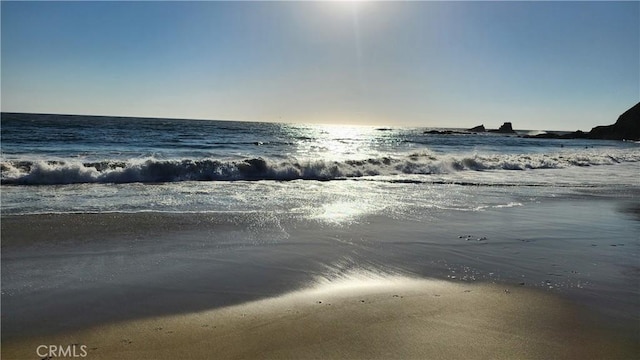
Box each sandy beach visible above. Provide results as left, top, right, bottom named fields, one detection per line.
left=3, top=274, right=636, bottom=359
left=2, top=205, right=639, bottom=359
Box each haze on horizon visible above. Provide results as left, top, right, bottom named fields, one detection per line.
left=1, top=1, right=638, bottom=131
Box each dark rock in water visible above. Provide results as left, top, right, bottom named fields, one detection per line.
left=423, top=130, right=467, bottom=135
left=489, top=122, right=516, bottom=134
left=424, top=130, right=448, bottom=135
left=497, top=122, right=515, bottom=133
left=569, top=130, right=589, bottom=139
left=467, top=124, right=486, bottom=133
left=588, top=102, right=640, bottom=141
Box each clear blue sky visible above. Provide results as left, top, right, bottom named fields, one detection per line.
left=2, top=1, right=638, bottom=130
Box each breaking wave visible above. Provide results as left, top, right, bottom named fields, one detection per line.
left=2, top=150, right=639, bottom=185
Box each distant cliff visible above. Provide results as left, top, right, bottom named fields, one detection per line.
left=588, top=102, right=639, bottom=140
left=524, top=102, right=640, bottom=141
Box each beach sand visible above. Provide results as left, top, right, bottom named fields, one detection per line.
left=2, top=208, right=638, bottom=359
left=3, top=275, right=636, bottom=360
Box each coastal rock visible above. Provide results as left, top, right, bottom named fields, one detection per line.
left=497, top=122, right=515, bottom=133
left=588, top=102, right=640, bottom=141
left=467, top=125, right=486, bottom=133
left=522, top=102, right=640, bottom=141
left=423, top=130, right=467, bottom=135
left=489, top=122, right=516, bottom=134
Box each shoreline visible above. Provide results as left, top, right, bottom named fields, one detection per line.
left=2, top=196, right=638, bottom=358
left=3, top=276, right=637, bottom=359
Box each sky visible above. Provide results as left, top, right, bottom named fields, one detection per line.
left=1, top=1, right=638, bottom=130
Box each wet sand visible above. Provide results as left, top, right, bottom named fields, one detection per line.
left=2, top=206, right=638, bottom=358
left=2, top=275, right=636, bottom=359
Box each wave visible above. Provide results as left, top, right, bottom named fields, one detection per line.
left=2, top=150, right=639, bottom=185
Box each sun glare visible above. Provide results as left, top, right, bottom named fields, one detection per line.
left=326, top=0, right=368, bottom=13
left=329, top=0, right=367, bottom=4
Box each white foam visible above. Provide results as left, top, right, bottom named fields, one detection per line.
left=2, top=148, right=639, bottom=185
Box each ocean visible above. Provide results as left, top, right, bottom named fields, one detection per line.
left=1, top=112, right=639, bottom=338
left=2, top=113, right=638, bottom=213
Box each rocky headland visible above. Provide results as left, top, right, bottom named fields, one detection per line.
left=422, top=103, right=639, bottom=140
left=524, top=102, right=639, bottom=141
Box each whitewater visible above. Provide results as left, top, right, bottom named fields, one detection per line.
left=2, top=148, right=639, bottom=185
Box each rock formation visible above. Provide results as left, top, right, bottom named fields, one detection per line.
left=588, top=102, right=639, bottom=140
left=423, top=130, right=466, bottom=135
left=467, top=125, right=486, bottom=133
left=489, top=122, right=516, bottom=134
left=523, top=102, right=639, bottom=141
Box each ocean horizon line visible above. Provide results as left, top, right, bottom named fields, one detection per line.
left=0, top=111, right=582, bottom=133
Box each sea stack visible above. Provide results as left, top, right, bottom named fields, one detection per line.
left=498, top=122, right=515, bottom=133
left=489, top=122, right=516, bottom=134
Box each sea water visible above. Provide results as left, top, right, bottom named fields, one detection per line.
left=1, top=112, right=639, bottom=336
left=2, top=113, right=638, bottom=214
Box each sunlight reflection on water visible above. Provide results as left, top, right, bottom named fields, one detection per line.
left=312, top=201, right=373, bottom=224
left=281, top=123, right=386, bottom=161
